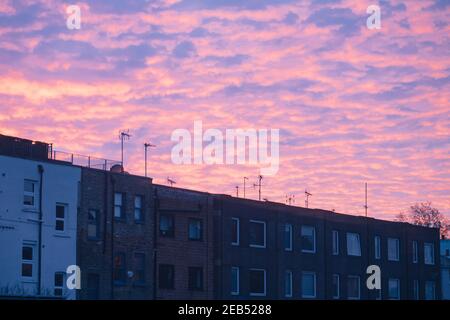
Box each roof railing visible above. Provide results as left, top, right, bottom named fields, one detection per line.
left=50, top=150, right=122, bottom=171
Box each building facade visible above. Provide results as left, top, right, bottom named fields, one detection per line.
left=441, top=239, right=450, bottom=300
left=0, top=135, right=80, bottom=299
left=213, top=195, right=441, bottom=300
left=153, top=185, right=214, bottom=299
left=77, top=167, right=154, bottom=300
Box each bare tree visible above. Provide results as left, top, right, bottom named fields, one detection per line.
left=395, top=211, right=409, bottom=223
left=405, top=202, right=449, bottom=239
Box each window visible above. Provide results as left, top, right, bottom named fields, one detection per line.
left=425, top=281, right=435, bottom=300
left=412, top=241, right=418, bottom=263
left=114, top=193, right=124, bottom=220
left=231, top=218, right=240, bottom=245
left=134, top=253, right=145, bottom=285
left=87, top=274, right=100, bottom=300
left=21, top=244, right=35, bottom=278
left=284, top=224, right=293, bottom=251
left=332, top=230, right=339, bottom=255
left=188, top=218, right=202, bottom=241
left=134, top=195, right=143, bottom=222
left=388, top=238, right=400, bottom=261
left=188, top=267, right=203, bottom=291
left=347, top=276, right=360, bottom=299
left=284, top=270, right=293, bottom=297
left=301, top=272, right=316, bottom=298
left=159, top=264, right=174, bottom=289
left=424, top=243, right=435, bottom=265
left=413, top=280, right=419, bottom=300
left=388, top=279, right=400, bottom=300
left=374, top=236, right=381, bottom=259
left=231, top=267, right=239, bottom=295
left=301, top=226, right=316, bottom=253
left=55, top=203, right=67, bottom=231
left=332, top=274, right=340, bottom=299
left=23, top=180, right=36, bottom=207
left=346, top=233, right=361, bottom=256
left=113, top=253, right=126, bottom=285
left=249, top=269, right=266, bottom=296
left=54, top=272, right=64, bottom=297
left=159, top=214, right=174, bottom=237
left=249, top=220, right=266, bottom=248
left=87, top=209, right=99, bottom=240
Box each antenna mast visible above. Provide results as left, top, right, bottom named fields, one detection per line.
left=167, top=177, right=176, bottom=187
left=144, top=142, right=156, bottom=177
left=235, top=186, right=239, bottom=197
left=243, top=177, right=248, bottom=199
left=253, top=175, right=263, bottom=201
left=119, top=130, right=131, bottom=172
left=305, top=190, right=312, bottom=208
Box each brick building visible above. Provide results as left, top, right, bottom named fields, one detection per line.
left=212, top=195, right=441, bottom=300
left=77, top=167, right=154, bottom=300
left=153, top=185, right=214, bottom=299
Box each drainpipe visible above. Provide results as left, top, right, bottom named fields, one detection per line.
left=37, top=164, right=44, bottom=296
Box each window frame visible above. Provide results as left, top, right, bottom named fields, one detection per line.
left=346, top=232, right=361, bottom=257
left=159, top=214, right=175, bottom=237
left=249, top=268, right=266, bottom=297
left=284, top=270, right=293, bottom=298
left=387, top=238, right=400, bottom=262
left=413, top=280, right=419, bottom=300
left=347, top=275, right=361, bottom=300
left=87, top=209, right=100, bottom=240
left=301, top=271, right=317, bottom=299
left=424, top=243, right=435, bottom=265
left=332, top=230, right=339, bottom=255
left=158, top=264, right=175, bottom=290
left=188, top=218, right=203, bottom=241
left=188, top=267, right=204, bottom=291
left=134, top=195, right=144, bottom=223
left=231, top=266, right=240, bottom=295
left=54, top=272, right=65, bottom=297
left=114, top=192, right=125, bottom=221
left=231, top=217, right=240, bottom=246
left=284, top=224, right=293, bottom=251
left=55, top=203, right=67, bottom=232
left=23, top=179, right=37, bottom=208
left=301, top=225, right=316, bottom=254
left=249, top=220, right=266, bottom=249
left=332, top=274, right=340, bottom=299
left=113, top=252, right=127, bottom=286
left=425, top=281, right=436, bottom=300
left=374, top=235, right=381, bottom=260
left=134, top=253, right=146, bottom=286
left=21, top=243, right=36, bottom=279
left=388, top=278, right=400, bottom=300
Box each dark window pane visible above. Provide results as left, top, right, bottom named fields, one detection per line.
left=159, top=264, right=174, bottom=289
left=24, top=180, right=34, bottom=192
left=56, top=220, right=64, bottom=231
left=88, top=210, right=97, bottom=221
left=188, top=219, right=202, bottom=240
left=23, top=195, right=34, bottom=206
left=231, top=219, right=239, bottom=244
left=249, top=270, right=265, bottom=295
left=54, top=273, right=64, bottom=287
left=249, top=221, right=265, bottom=247
left=22, top=246, right=33, bottom=260
left=134, top=253, right=145, bottom=284
left=54, top=288, right=63, bottom=296
left=56, top=205, right=65, bottom=218
left=301, top=226, right=315, bottom=252
left=160, top=215, right=174, bottom=237
left=22, top=263, right=33, bottom=277
left=113, top=253, right=126, bottom=284
left=188, top=267, right=203, bottom=291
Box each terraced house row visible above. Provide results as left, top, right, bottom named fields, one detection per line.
left=0, top=134, right=442, bottom=300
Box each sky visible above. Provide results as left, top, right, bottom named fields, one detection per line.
left=0, top=0, right=449, bottom=220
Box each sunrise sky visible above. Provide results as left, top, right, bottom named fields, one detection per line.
left=0, top=0, right=449, bottom=220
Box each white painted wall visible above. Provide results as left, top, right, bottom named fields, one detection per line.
left=0, top=155, right=80, bottom=299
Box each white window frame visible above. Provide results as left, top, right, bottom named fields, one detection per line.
left=412, top=241, right=418, bottom=263
left=231, top=266, right=240, bottom=295
left=284, top=224, right=293, bottom=251
left=332, top=274, right=340, bottom=299
left=23, top=179, right=37, bottom=208
left=388, top=278, right=400, bottom=300
left=425, top=281, right=436, bottom=300
left=54, top=272, right=65, bottom=297
left=114, top=192, right=124, bottom=219
left=301, top=225, right=316, bottom=253
left=424, top=243, right=435, bottom=265
left=21, top=242, right=36, bottom=280
left=134, top=195, right=143, bottom=222
left=301, top=271, right=316, bottom=298
left=347, top=275, right=360, bottom=300
left=249, top=220, right=266, bottom=249
left=231, top=217, right=240, bottom=246
left=346, top=233, right=361, bottom=257
left=387, top=238, right=400, bottom=261
left=413, top=280, right=419, bottom=300
left=249, top=268, right=266, bottom=297
left=332, top=230, right=339, bottom=255
left=374, top=236, right=381, bottom=260
left=55, top=203, right=67, bottom=232
left=284, top=270, right=293, bottom=297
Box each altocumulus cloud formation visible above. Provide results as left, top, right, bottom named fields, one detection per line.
left=0, top=0, right=449, bottom=219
